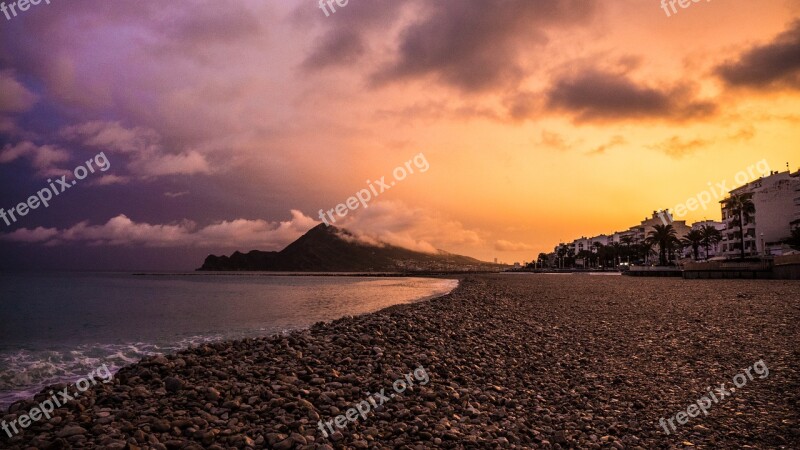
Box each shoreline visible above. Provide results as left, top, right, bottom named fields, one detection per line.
left=135, top=272, right=485, bottom=278
left=2, top=275, right=798, bottom=448
left=0, top=277, right=460, bottom=413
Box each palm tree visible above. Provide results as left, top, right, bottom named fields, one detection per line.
left=669, top=237, right=683, bottom=263
left=537, top=253, right=549, bottom=268
left=639, top=240, right=655, bottom=265
left=556, top=245, right=574, bottom=268
left=647, top=224, right=678, bottom=266
left=700, top=225, right=722, bottom=260
left=620, top=235, right=634, bottom=263
left=682, top=230, right=704, bottom=261
left=723, top=193, right=755, bottom=259
left=556, top=245, right=567, bottom=268
left=577, top=249, right=593, bottom=268
left=592, top=242, right=604, bottom=268
left=610, top=242, right=622, bottom=267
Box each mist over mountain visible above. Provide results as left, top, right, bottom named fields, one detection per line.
left=199, top=224, right=497, bottom=272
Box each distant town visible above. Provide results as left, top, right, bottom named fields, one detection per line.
left=511, top=168, right=800, bottom=273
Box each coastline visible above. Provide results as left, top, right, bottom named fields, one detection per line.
left=2, top=275, right=798, bottom=448
left=133, top=272, right=486, bottom=278
left=0, top=275, right=458, bottom=413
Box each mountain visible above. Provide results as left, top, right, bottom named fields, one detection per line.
left=198, top=224, right=498, bottom=272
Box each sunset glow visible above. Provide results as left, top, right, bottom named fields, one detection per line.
left=1, top=0, right=799, bottom=269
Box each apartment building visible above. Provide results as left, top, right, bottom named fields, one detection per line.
left=681, top=220, right=726, bottom=260
left=720, top=169, right=800, bottom=257
left=628, top=210, right=691, bottom=243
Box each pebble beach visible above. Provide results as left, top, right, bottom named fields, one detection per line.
left=2, top=274, right=798, bottom=449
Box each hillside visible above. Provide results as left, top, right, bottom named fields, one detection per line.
left=198, top=224, right=497, bottom=272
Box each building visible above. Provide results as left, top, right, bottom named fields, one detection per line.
left=571, top=237, right=591, bottom=254
left=569, top=234, right=611, bottom=254
left=681, top=220, right=726, bottom=260
left=720, top=169, right=800, bottom=257
left=629, top=210, right=692, bottom=243
left=554, top=211, right=693, bottom=266
left=590, top=234, right=610, bottom=248
left=546, top=252, right=558, bottom=267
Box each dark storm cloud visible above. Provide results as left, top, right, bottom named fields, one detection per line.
left=292, top=0, right=406, bottom=28
left=161, top=5, right=262, bottom=45
left=372, top=0, right=598, bottom=92
left=1, top=0, right=262, bottom=79
left=301, top=28, right=366, bottom=71
left=298, top=0, right=599, bottom=93
left=546, top=69, right=716, bottom=123
left=716, top=19, right=800, bottom=90
left=294, top=0, right=409, bottom=73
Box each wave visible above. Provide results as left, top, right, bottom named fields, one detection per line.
left=0, top=332, right=283, bottom=410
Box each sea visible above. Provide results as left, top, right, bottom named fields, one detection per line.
left=0, top=272, right=457, bottom=410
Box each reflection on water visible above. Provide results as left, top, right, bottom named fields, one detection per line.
left=0, top=273, right=457, bottom=409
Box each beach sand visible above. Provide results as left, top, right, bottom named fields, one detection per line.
left=2, top=275, right=798, bottom=449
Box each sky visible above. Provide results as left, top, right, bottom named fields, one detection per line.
left=1, top=0, right=799, bottom=270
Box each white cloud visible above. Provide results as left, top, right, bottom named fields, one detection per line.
left=1, top=199, right=488, bottom=257
left=1, top=210, right=317, bottom=249
left=61, top=121, right=160, bottom=154
left=164, top=191, right=189, bottom=198
left=90, top=174, right=131, bottom=186
left=0, top=141, right=71, bottom=176
left=333, top=200, right=483, bottom=253
left=60, top=120, right=211, bottom=177
left=0, top=71, right=38, bottom=113
left=0, top=227, right=59, bottom=243
left=130, top=150, right=210, bottom=176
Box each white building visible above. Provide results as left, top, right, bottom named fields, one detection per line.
left=635, top=210, right=691, bottom=241
left=571, top=237, right=592, bottom=254
left=562, top=212, right=692, bottom=264
left=590, top=234, right=610, bottom=249
left=681, top=220, right=726, bottom=260
left=569, top=235, right=611, bottom=253
left=720, top=169, right=800, bottom=257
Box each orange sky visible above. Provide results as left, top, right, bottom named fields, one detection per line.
left=1, top=0, right=799, bottom=268
left=288, top=0, right=800, bottom=262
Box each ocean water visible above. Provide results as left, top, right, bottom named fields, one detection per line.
left=0, top=272, right=457, bottom=409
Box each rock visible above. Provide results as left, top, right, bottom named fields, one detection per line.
left=164, top=376, right=184, bottom=393
left=11, top=276, right=798, bottom=449
left=151, top=420, right=171, bottom=432
left=206, top=387, right=221, bottom=401
left=151, top=355, right=170, bottom=366
left=56, top=426, right=87, bottom=438
left=273, top=437, right=294, bottom=450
